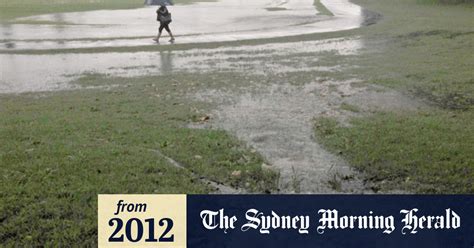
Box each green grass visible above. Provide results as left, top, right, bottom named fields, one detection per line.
left=340, top=103, right=361, bottom=113
left=265, top=7, right=287, bottom=11
left=418, top=0, right=474, bottom=4
left=0, top=73, right=277, bottom=246
left=312, top=0, right=474, bottom=193
left=0, top=0, right=214, bottom=21
left=314, top=112, right=474, bottom=193
left=351, top=0, right=474, bottom=110
left=313, top=0, right=334, bottom=16
left=0, top=0, right=142, bottom=21
left=1, top=0, right=473, bottom=244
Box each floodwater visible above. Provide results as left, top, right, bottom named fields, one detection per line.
left=192, top=79, right=424, bottom=193
left=192, top=80, right=367, bottom=193
left=0, top=37, right=362, bottom=93
left=0, top=0, right=400, bottom=194
left=0, top=0, right=362, bottom=50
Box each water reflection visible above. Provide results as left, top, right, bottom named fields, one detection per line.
left=52, top=13, right=66, bottom=46
left=0, top=37, right=363, bottom=94
left=1, top=24, right=15, bottom=49
left=4, top=42, right=15, bottom=49
left=160, top=51, right=174, bottom=74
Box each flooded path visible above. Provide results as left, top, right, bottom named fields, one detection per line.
left=0, top=0, right=363, bottom=51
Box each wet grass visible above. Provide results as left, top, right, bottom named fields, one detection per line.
left=0, top=3, right=473, bottom=247
left=354, top=32, right=474, bottom=110
left=340, top=103, right=361, bottom=113
left=5, top=20, right=77, bottom=26
left=352, top=0, right=474, bottom=109
left=417, top=0, right=474, bottom=4
left=312, top=0, right=473, bottom=193
left=0, top=0, right=142, bottom=21
left=0, top=0, right=213, bottom=21
left=314, top=0, right=334, bottom=16
left=314, top=112, right=474, bottom=193
left=265, top=7, right=287, bottom=12
left=0, top=73, right=278, bottom=246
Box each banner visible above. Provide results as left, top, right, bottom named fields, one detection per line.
left=98, top=195, right=474, bottom=247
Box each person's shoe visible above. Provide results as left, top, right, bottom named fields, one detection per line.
left=153, top=38, right=159, bottom=43
left=169, top=37, right=175, bottom=43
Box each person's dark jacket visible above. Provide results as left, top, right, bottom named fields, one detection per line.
left=157, top=6, right=172, bottom=23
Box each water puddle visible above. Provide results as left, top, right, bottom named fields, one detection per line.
left=191, top=80, right=363, bottom=193
left=0, top=37, right=361, bottom=93
left=0, top=0, right=363, bottom=51
left=0, top=0, right=390, bottom=194
left=190, top=80, right=425, bottom=193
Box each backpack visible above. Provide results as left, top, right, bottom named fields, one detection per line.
left=159, top=13, right=172, bottom=23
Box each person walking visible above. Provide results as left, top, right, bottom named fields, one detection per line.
left=154, top=5, right=175, bottom=43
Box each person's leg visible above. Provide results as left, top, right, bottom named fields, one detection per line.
left=155, top=24, right=165, bottom=42
left=164, top=24, right=174, bottom=41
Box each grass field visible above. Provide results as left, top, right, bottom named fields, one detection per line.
left=315, top=112, right=473, bottom=193
left=0, top=0, right=213, bottom=21
left=353, top=0, right=473, bottom=109
left=0, top=0, right=140, bottom=21
left=0, top=73, right=278, bottom=246
left=0, top=0, right=473, bottom=245
left=314, top=0, right=473, bottom=193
